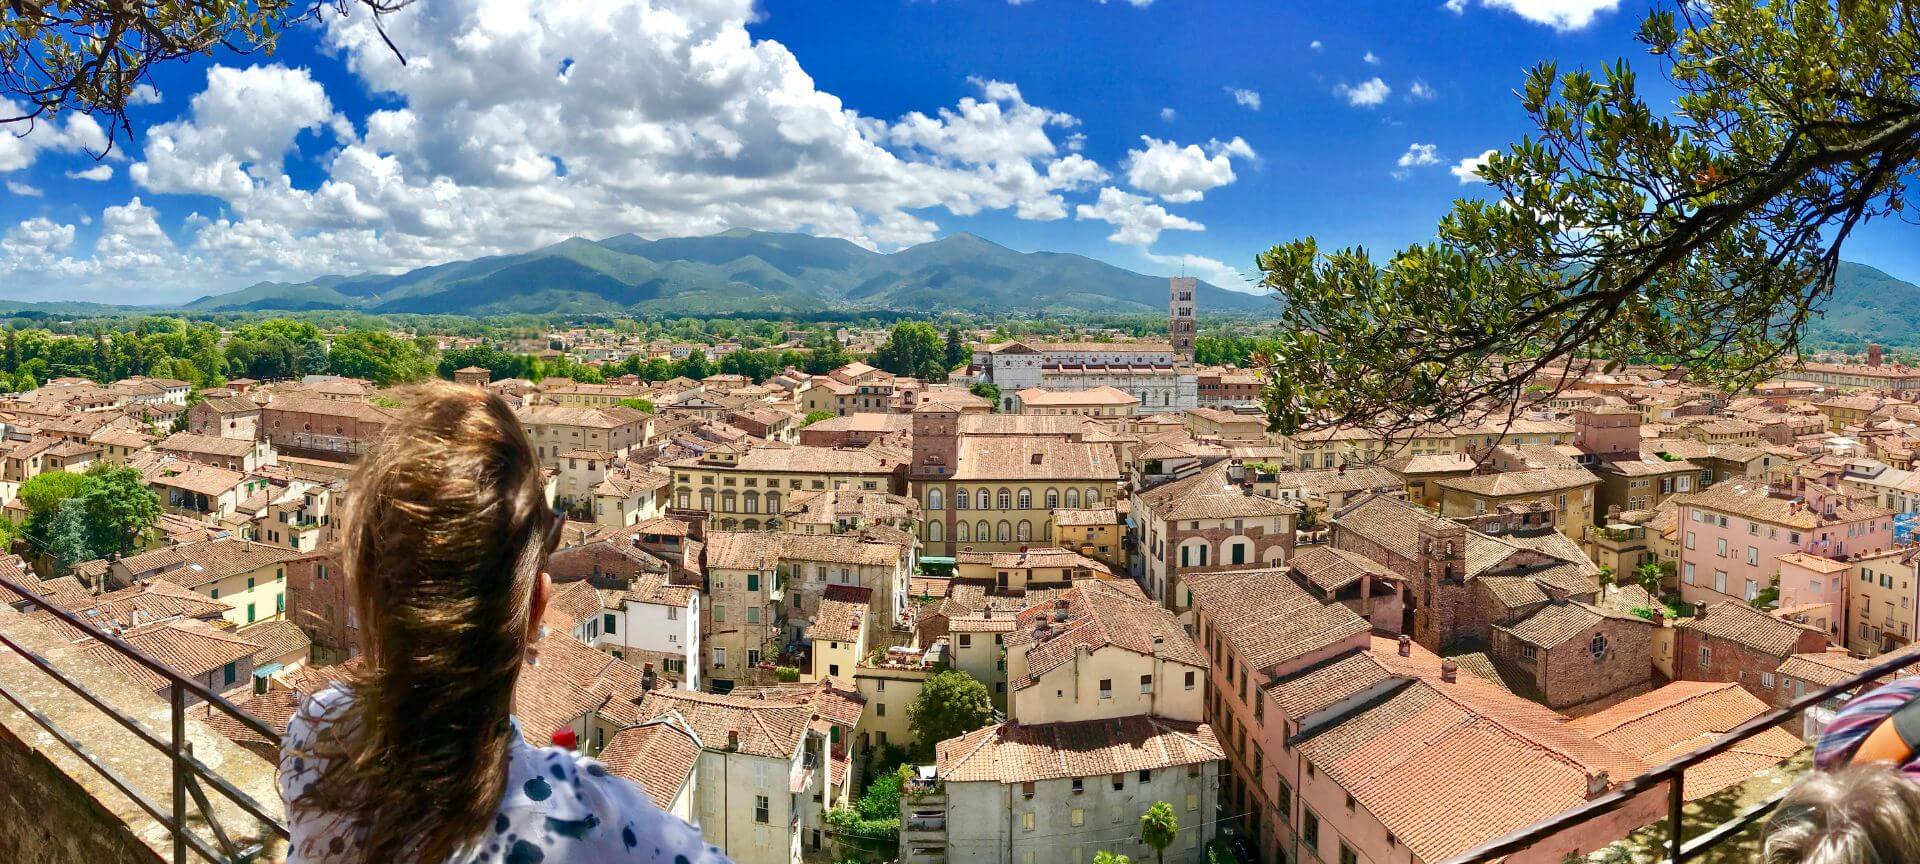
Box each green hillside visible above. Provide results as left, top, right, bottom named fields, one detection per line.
left=186, top=229, right=1278, bottom=316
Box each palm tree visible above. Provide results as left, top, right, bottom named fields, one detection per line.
left=1140, top=802, right=1178, bottom=864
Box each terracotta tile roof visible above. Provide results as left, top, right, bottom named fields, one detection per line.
left=952, top=436, right=1120, bottom=482
left=1494, top=600, right=1648, bottom=649
left=604, top=570, right=697, bottom=608
left=1183, top=566, right=1369, bottom=671
left=233, top=619, right=310, bottom=664
left=1569, top=681, right=1803, bottom=800
left=156, top=432, right=255, bottom=458
left=1676, top=482, right=1894, bottom=529
left=544, top=580, right=604, bottom=633
left=1679, top=601, right=1824, bottom=658
left=262, top=394, right=400, bottom=425
left=1136, top=461, right=1296, bottom=521
left=197, top=396, right=262, bottom=414
left=952, top=546, right=1111, bottom=576
left=192, top=687, right=302, bottom=760
left=1775, top=649, right=1893, bottom=688
left=126, top=538, right=298, bottom=589
left=1047, top=506, right=1119, bottom=527
left=1289, top=641, right=1647, bottom=862
left=1289, top=546, right=1396, bottom=594
left=142, top=458, right=249, bottom=497
left=705, top=531, right=911, bottom=571
left=1436, top=467, right=1599, bottom=498
left=634, top=681, right=860, bottom=759
left=936, top=715, right=1222, bottom=784
left=1004, top=588, right=1203, bottom=691
left=73, top=619, right=258, bottom=692
left=599, top=717, right=702, bottom=803
left=805, top=585, right=870, bottom=642
left=517, top=405, right=652, bottom=430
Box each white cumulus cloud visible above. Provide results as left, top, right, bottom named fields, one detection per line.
left=1142, top=250, right=1255, bottom=293
left=1226, top=87, right=1262, bottom=111
left=1075, top=187, right=1203, bottom=245
left=6, top=180, right=42, bottom=197
left=1123, top=136, right=1255, bottom=203
left=1363, top=51, right=1381, bottom=65
left=1451, top=148, right=1499, bottom=184
left=1409, top=80, right=1436, bottom=100
left=1335, top=78, right=1392, bottom=107
left=66, top=165, right=114, bottom=181
left=1392, top=143, right=1440, bottom=179
left=2, top=0, right=1149, bottom=300
left=1159, top=107, right=1177, bottom=121
left=1480, top=0, right=1620, bottom=30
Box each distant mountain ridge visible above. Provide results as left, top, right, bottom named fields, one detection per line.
left=185, top=229, right=1278, bottom=316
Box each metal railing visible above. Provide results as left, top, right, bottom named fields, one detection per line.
left=0, top=576, right=288, bottom=864
left=1440, top=648, right=1920, bottom=864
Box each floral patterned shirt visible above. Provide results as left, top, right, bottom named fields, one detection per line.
left=280, top=683, right=729, bottom=864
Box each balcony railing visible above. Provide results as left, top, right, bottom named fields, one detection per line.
left=0, top=575, right=288, bottom=864
left=1439, top=648, right=1920, bottom=864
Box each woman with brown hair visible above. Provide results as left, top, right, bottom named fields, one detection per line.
left=278, top=383, right=725, bottom=864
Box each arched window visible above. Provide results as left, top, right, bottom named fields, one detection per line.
left=743, top=518, right=760, bottom=531
left=765, top=518, right=781, bottom=530
left=956, top=489, right=970, bottom=510
left=928, top=488, right=944, bottom=511
left=957, top=521, right=971, bottom=542
left=720, top=518, right=738, bottom=530
left=1016, top=521, right=1032, bottom=542
left=1017, top=489, right=1031, bottom=510
left=743, top=491, right=760, bottom=514
left=977, top=521, right=991, bottom=542
left=1064, top=488, right=1081, bottom=508
left=1045, top=488, right=1059, bottom=509
left=996, top=521, right=1012, bottom=542
left=997, top=489, right=1012, bottom=510
left=721, top=491, right=737, bottom=512
left=928, top=521, right=944, bottom=542
left=1085, top=487, right=1101, bottom=506
left=1042, top=521, right=1051, bottom=540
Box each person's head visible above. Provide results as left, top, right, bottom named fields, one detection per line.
left=1763, top=764, right=1920, bottom=864
left=304, top=382, right=561, bottom=863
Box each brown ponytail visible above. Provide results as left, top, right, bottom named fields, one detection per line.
left=300, top=382, right=557, bottom=864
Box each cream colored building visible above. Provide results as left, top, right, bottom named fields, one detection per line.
left=1848, top=548, right=1920, bottom=657
left=669, top=443, right=902, bottom=532
left=111, top=537, right=298, bottom=626
left=1434, top=467, right=1600, bottom=541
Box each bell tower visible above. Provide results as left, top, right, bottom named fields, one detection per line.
left=1169, top=277, right=1196, bottom=364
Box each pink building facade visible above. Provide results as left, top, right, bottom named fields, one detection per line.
left=1678, top=482, right=1893, bottom=610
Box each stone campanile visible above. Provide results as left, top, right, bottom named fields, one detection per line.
left=1169, top=276, right=1196, bottom=363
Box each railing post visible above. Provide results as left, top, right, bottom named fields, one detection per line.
left=171, top=684, right=187, bottom=864
left=1667, top=771, right=1686, bottom=864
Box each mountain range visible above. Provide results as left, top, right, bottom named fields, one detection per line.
left=183, top=229, right=1278, bottom=317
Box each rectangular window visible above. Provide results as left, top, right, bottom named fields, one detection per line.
left=1099, top=678, right=1113, bottom=699
left=712, top=648, right=726, bottom=667
left=1140, top=674, right=1153, bottom=694
left=1021, top=811, right=1035, bottom=831
left=604, top=613, right=617, bottom=635
left=754, top=795, right=770, bottom=824
left=1071, top=808, right=1085, bottom=827
left=1715, top=570, right=1728, bottom=593
left=1304, top=810, right=1320, bottom=850
left=1184, top=670, right=1196, bottom=690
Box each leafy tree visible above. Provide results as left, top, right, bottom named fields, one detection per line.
left=79, top=464, right=161, bottom=555
left=1093, top=853, right=1132, bottom=864
left=19, top=471, right=89, bottom=519
left=802, top=410, right=836, bottom=427
left=871, top=322, right=944, bottom=378
left=1140, top=802, right=1178, bottom=864
left=43, top=499, right=94, bottom=575
left=907, top=669, right=993, bottom=758
left=1257, top=1, right=1920, bottom=438
left=617, top=397, right=656, bottom=413
left=328, top=330, right=436, bottom=386
left=1635, top=559, right=1670, bottom=595
left=969, top=382, right=1000, bottom=409
left=675, top=350, right=713, bottom=381
left=944, top=327, right=968, bottom=372
left=804, top=338, right=852, bottom=375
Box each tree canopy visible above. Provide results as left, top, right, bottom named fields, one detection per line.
left=871, top=322, right=945, bottom=379
left=1257, top=0, right=1920, bottom=439
left=907, top=669, right=993, bottom=758
left=1141, top=802, right=1179, bottom=864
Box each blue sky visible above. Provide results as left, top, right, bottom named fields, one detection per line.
left=0, top=0, right=1915, bottom=304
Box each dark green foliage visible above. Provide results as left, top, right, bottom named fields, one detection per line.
left=907, top=670, right=993, bottom=758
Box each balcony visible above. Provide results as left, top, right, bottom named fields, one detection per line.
left=0, top=576, right=287, bottom=863
left=1438, top=648, right=1920, bottom=863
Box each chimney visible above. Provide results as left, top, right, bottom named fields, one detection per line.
left=1695, top=602, right=1708, bottom=619
left=1650, top=606, right=1665, bottom=627
left=1440, top=659, right=1458, bottom=683
left=1586, top=770, right=1610, bottom=799
left=1397, top=634, right=1411, bottom=657
left=726, top=730, right=739, bottom=751
left=641, top=662, right=657, bottom=691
